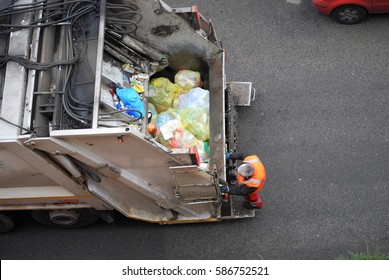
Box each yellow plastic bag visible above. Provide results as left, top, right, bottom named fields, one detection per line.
left=180, top=108, right=209, bottom=142
left=149, top=78, right=183, bottom=113
left=174, top=70, right=202, bottom=90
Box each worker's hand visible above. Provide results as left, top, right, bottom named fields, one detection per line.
left=219, top=184, right=229, bottom=193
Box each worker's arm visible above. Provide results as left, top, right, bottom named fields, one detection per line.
left=226, top=152, right=247, bottom=162
left=226, top=184, right=256, bottom=196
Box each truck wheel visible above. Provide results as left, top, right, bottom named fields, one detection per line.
left=0, top=213, right=14, bottom=233
left=31, top=209, right=99, bottom=229
left=331, top=5, right=367, bottom=24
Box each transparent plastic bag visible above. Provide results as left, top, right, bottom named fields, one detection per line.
left=147, top=102, right=158, bottom=123
left=197, top=141, right=209, bottom=163
left=174, top=87, right=209, bottom=110
left=174, top=70, right=202, bottom=90
left=157, top=125, right=209, bottom=162
left=155, top=109, right=181, bottom=130
left=149, top=78, right=183, bottom=113
left=155, top=112, right=191, bottom=147
left=180, top=108, right=209, bottom=142
left=154, top=110, right=209, bottom=163
left=154, top=109, right=181, bottom=141
left=166, top=127, right=199, bottom=148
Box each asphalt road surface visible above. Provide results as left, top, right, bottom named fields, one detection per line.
left=1, top=0, right=388, bottom=260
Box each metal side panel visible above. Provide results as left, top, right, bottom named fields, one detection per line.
left=0, top=0, right=33, bottom=139
left=209, top=52, right=226, bottom=179
left=22, top=7, right=43, bottom=131
left=92, top=0, right=107, bottom=129
left=0, top=141, right=58, bottom=188
left=46, top=127, right=184, bottom=170
left=26, top=127, right=221, bottom=222
left=0, top=186, right=89, bottom=207
left=0, top=140, right=109, bottom=210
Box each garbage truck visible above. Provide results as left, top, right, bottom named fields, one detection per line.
left=0, top=0, right=256, bottom=232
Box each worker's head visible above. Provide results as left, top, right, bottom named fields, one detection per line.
left=237, top=163, right=254, bottom=177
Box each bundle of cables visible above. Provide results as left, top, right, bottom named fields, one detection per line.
left=105, top=0, right=141, bottom=35
left=59, top=1, right=98, bottom=126
left=0, top=54, right=79, bottom=70
left=0, top=0, right=97, bottom=35
left=0, top=0, right=98, bottom=126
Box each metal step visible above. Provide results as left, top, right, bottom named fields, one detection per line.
left=221, top=195, right=255, bottom=219
left=228, top=81, right=255, bottom=106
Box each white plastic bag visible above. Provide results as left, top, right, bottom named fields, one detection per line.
left=174, top=87, right=209, bottom=110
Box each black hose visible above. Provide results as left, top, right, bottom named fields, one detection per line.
left=0, top=116, right=33, bottom=133
left=0, top=54, right=79, bottom=70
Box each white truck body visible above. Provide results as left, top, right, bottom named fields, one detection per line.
left=0, top=0, right=255, bottom=230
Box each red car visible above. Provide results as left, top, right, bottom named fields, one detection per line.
left=311, top=0, right=389, bottom=24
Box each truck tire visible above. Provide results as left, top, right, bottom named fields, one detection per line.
left=0, top=213, right=14, bottom=233
left=31, top=209, right=99, bottom=229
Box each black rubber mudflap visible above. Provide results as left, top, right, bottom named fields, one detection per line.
left=221, top=198, right=232, bottom=217
left=221, top=196, right=255, bottom=219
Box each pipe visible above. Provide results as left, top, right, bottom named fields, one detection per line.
left=121, top=34, right=168, bottom=65
left=33, top=22, right=56, bottom=136
left=54, top=154, right=84, bottom=182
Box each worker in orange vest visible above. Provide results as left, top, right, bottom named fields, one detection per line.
left=220, top=153, right=266, bottom=209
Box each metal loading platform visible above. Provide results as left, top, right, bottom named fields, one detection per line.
left=221, top=196, right=255, bottom=219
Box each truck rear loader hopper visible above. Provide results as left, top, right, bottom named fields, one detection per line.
left=0, top=0, right=256, bottom=232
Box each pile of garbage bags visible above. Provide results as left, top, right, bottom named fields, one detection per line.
left=148, top=70, right=210, bottom=163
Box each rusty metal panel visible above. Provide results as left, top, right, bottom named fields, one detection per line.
left=209, top=52, right=226, bottom=179
left=129, top=0, right=221, bottom=70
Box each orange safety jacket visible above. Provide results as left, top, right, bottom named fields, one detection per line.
left=237, top=155, right=266, bottom=193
